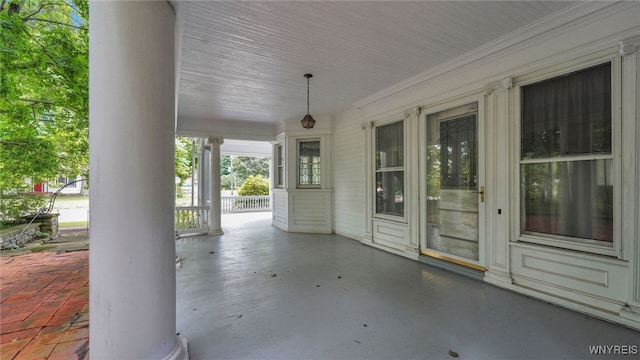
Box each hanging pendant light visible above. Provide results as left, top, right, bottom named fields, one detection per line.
left=300, top=73, right=316, bottom=129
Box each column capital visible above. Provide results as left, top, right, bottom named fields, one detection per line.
left=484, top=77, right=513, bottom=96
left=360, top=121, right=373, bottom=131
left=403, top=106, right=420, bottom=121
left=619, top=36, right=640, bottom=57
left=208, top=137, right=224, bottom=146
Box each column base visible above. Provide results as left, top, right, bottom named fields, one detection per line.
left=208, top=228, right=224, bottom=236
left=162, top=336, right=189, bottom=360
left=484, top=269, right=513, bottom=286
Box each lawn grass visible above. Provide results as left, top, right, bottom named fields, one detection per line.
left=60, top=221, right=88, bottom=227
left=51, top=195, right=89, bottom=203
left=28, top=245, right=57, bottom=253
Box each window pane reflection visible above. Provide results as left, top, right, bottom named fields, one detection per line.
left=521, top=159, right=613, bottom=243
left=376, top=171, right=404, bottom=216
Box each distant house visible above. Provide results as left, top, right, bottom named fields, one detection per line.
left=27, top=175, right=84, bottom=196
left=55, top=175, right=84, bottom=195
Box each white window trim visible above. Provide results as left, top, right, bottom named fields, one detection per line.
left=511, top=52, right=622, bottom=258
left=373, top=118, right=407, bottom=222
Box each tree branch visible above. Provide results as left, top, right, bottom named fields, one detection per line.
left=20, top=1, right=52, bottom=20
left=10, top=61, right=38, bottom=69
left=19, top=98, right=55, bottom=105
left=24, top=17, right=87, bottom=31
left=20, top=27, right=61, bottom=68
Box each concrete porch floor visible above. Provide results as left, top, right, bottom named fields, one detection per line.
left=177, top=213, right=639, bottom=360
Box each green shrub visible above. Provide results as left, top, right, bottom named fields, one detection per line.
left=0, top=191, right=46, bottom=224
left=35, top=231, right=50, bottom=238
left=237, top=175, right=269, bottom=196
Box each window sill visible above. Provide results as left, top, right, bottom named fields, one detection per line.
left=374, top=213, right=407, bottom=224
left=515, top=234, right=618, bottom=259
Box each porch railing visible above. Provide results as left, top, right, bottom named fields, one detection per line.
left=175, top=206, right=209, bottom=236
left=221, top=195, right=271, bottom=214
left=175, top=196, right=270, bottom=236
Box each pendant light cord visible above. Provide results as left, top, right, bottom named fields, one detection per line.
left=306, top=76, right=310, bottom=115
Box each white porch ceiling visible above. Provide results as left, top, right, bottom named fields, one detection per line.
left=176, top=1, right=576, bottom=128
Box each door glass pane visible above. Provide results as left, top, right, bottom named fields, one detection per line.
left=426, top=105, right=479, bottom=261
left=521, top=159, right=613, bottom=243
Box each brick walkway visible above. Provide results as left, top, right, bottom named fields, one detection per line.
left=1, top=251, right=89, bottom=360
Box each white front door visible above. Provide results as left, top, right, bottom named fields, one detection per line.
left=421, top=101, right=485, bottom=269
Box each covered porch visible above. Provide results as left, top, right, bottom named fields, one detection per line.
left=87, top=1, right=640, bottom=358
left=176, top=213, right=638, bottom=359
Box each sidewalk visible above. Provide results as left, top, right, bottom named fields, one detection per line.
left=0, top=251, right=89, bottom=359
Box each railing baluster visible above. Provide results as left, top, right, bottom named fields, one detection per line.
left=175, top=196, right=270, bottom=236
left=218, top=196, right=270, bottom=214
left=175, top=205, right=211, bottom=236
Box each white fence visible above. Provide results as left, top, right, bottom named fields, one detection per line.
left=175, top=206, right=209, bottom=236
left=222, top=195, right=271, bottom=214
left=175, top=196, right=270, bottom=236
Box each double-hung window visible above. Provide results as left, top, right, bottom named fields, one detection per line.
left=276, top=144, right=284, bottom=187
left=298, top=140, right=320, bottom=187
left=520, top=62, right=613, bottom=249
left=375, top=121, right=404, bottom=217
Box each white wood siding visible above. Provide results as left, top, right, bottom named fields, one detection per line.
left=289, top=190, right=333, bottom=234
left=271, top=189, right=288, bottom=231
left=331, top=2, right=640, bottom=330
left=333, top=110, right=366, bottom=240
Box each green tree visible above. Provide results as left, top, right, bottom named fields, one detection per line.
left=220, top=155, right=230, bottom=176
left=237, top=175, right=269, bottom=196
left=175, top=137, right=194, bottom=185
left=220, top=174, right=231, bottom=190
left=0, top=0, right=88, bottom=222
left=232, top=156, right=269, bottom=186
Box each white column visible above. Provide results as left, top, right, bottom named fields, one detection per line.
left=89, top=2, right=187, bottom=359
left=198, top=139, right=206, bottom=206
left=362, top=122, right=374, bottom=243
left=208, top=137, right=224, bottom=235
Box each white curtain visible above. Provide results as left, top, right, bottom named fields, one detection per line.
left=376, top=121, right=403, bottom=169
